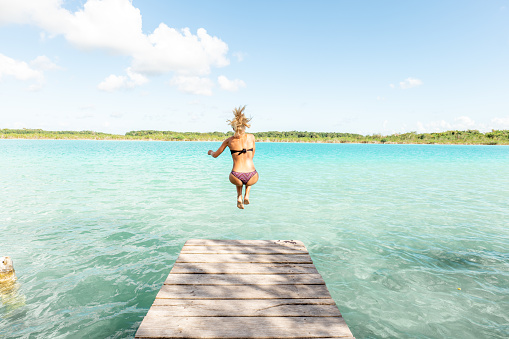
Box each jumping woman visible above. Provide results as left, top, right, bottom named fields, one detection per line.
left=208, top=106, right=259, bottom=209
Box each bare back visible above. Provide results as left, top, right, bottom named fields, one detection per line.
left=228, top=133, right=256, bottom=172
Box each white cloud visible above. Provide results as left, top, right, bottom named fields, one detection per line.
left=0, top=53, right=43, bottom=81
left=416, top=120, right=458, bottom=133
left=454, top=116, right=476, bottom=130
left=389, top=84, right=395, bottom=89
left=64, top=0, right=147, bottom=54
left=132, top=25, right=229, bottom=75
left=218, top=75, right=246, bottom=91
left=30, top=55, right=61, bottom=70
left=399, top=77, right=422, bottom=89
left=98, top=67, right=148, bottom=92
left=170, top=76, right=214, bottom=96
left=233, top=51, right=246, bottom=62
left=0, top=0, right=70, bottom=27
left=415, top=116, right=509, bottom=133
left=491, top=117, right=509, bottom=129
left=415, top=116, right=492, bottom=133
left=0, top=0, right=231, bottom=93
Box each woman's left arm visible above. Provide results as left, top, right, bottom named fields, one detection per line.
left=251, top=134, right=256, bottom=156
left=208, top=138, right=230, bottom=158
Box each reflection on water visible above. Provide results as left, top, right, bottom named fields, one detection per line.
left=0, top=140, right=508, bottom=338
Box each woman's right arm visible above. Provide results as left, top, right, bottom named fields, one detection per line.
left=208, top=137, right=230, bottom=158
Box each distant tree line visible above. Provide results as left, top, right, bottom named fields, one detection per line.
left=1, top=128, right=508, bottom=145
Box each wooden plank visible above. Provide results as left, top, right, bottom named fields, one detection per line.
left=176, top=253, right=312, bottom=264
left=184, top=239, right=305, bottom=247
left=164, top=274, right=325, bottom=285
left=149, top=299, right=341, bottom=317
left=181, top=245, right=308, bottom=254
left=135, top=316, right=353, bottom=338
left=169, top=263, right=319, bottom=274
left=155, top=284, right=333, bottom=300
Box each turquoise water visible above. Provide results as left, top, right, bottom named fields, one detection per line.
left=0, top=140, right=508, bottom=338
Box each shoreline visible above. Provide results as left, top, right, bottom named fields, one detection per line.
left=2, top=128, right=508, bottom=145
left=1, top=136, right=507, bottom=146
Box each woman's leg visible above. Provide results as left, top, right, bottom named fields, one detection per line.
left=229, top=173, right=245, bottom=209
left=244, top=185, right=251, bottom=205
left=236, top=185, right=244, bottom=209
left=244, top=172, right=259, bottom=205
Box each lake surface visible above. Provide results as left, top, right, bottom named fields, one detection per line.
left=0, top=140, right=508, bottom=338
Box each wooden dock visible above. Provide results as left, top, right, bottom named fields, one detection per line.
left=135, top=239, right=354, bottom=338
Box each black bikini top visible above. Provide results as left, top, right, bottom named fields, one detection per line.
left=230, top=148, right=253, bottom=155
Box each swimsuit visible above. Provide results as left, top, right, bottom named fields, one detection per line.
left=230, top=148, right=256, bottom=184
left=230, top=148, right=253, bottom=155
left=231, top=170, right=258, bottom=185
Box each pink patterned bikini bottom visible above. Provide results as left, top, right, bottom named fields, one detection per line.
left=231, top=170, right=257, bottom=185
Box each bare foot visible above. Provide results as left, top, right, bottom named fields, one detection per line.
left=244, top=197, right=250, bottom=205
left=237, top=199, right=244, bottom=209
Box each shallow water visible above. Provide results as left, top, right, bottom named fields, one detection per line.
left=0, top=140, right=508, bottom=338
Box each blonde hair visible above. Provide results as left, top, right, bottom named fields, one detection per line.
left=227, top=105, right=251, bottom=136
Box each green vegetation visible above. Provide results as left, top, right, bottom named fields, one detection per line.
left=1, top=128, right=509, bottom=145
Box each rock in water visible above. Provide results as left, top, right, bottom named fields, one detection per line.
left=0, top=256, right=25, bottom=311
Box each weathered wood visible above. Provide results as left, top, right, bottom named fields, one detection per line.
left=176, top=253, right=313, bottom=264
left=181, top=245, right=307, bottom=254
left=164, top=274, right=325, bottom=285
left=135, top=316, right=353, bottom=338
left=135, top=240, right=354, bottom=339
left=184, top=239, right=305, bottom=247
left=169, top=263, right=318, bottom=274
left=149, top=299, right=341, bottom=317
left=156, top=284, right=333, bottom=300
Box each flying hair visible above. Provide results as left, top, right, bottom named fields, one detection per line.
left=227, top=105, right=251, bottom=136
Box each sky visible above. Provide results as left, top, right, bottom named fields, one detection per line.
left=0, top=0, right=508, bottom=135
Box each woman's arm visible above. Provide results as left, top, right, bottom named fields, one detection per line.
left=251, top=134, right=256, bottom=156
left=208, top=137, right=230, bottom=158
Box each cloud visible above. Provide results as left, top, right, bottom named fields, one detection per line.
left=132, top=25, right=228, bottom=75
left=399, top=77, right=423, bottom=89
left=233, top=51, right=247, bottom=62
left=30, top=55, right=61, bottom=70
left=170, top=76, right=214, bottom=96
left=0, top=0, right=231, bottom=93
left=98, top=67, right=148, bottom=91
left=416, top=119, right=461, bottom=133
left=0, top=53, right=43, bottom=82
left=218, top=75, right=246, bottom=91
left=453, top=116, right=476, bottom=130
left=416, top=116, right=490, bottom=133
left=491, top=117, right=509, bottom=129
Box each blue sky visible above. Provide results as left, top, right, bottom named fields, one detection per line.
left=1, top=1, right=508, bottom=135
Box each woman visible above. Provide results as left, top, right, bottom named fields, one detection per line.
left=208, top=106, right=259, bottom=209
